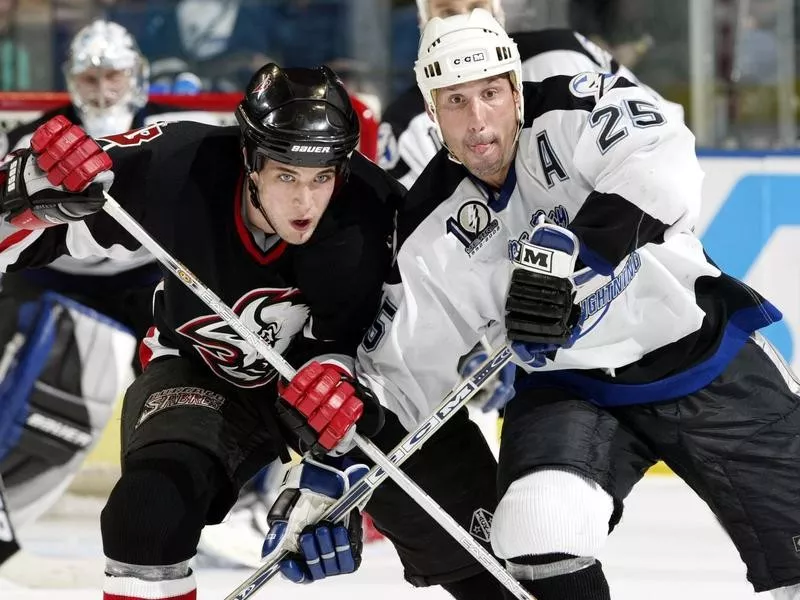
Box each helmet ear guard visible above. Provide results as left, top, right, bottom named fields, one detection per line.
left=414, top=8, right=523, bottom=145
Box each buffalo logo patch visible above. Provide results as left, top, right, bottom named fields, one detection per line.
left=177, top=288, right=309, bottom=388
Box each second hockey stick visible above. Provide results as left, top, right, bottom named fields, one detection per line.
left=227, top=343, right=512, bottom=600
left=101, top=193, right=533, bottom=600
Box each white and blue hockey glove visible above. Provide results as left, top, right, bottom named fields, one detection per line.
left=262, top=455, right=369, bottom=583
left=506, top=216, right=583, bottom=367
left=458, top=342, right=516, bottom=412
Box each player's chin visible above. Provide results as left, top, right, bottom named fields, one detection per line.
left=282, top=219, right=318, bottom=245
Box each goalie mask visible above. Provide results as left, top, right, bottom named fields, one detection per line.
left=414, top=8, right=522, bottom=146
left=236, top=63, right=360, bottom=175
left=64, top=20, right=149, bottom=138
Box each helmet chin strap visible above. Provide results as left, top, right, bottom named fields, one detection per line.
left=246, top=172, right=279, bottom=235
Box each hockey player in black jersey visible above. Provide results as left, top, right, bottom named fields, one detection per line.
left=285, top=10, right=800, bottom=600
left=0, top=62, right=505, bottom=599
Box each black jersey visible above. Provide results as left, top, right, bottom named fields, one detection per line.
left=0, top=120, right=403, bottom=391
left=0, top=102, right=193, bottom=157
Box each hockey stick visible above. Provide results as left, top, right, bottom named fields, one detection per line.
left=228, top=344, right=512, bottom=600
left=101, top=193, right=532, bottom=600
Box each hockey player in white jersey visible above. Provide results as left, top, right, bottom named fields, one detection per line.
left=378, top=0, right=683, bottom=191
left=281, top=9, right=800, bottom=600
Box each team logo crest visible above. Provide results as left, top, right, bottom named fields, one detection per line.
left=178, top=288, right=309, bottom=388
left=446, top=200, right=500, bottom=257
left=569, top=72, right=618, bottom=100
left=470, top=508, right=493, bottom=543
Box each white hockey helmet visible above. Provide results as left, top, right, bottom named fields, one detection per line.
left=415, top=9, right=523, bottom=144
left=415, top=0, right=505, bottom=28
left=64, top=20, right=150, bottom=137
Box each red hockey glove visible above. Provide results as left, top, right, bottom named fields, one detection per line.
left=0, top=116, right=112, bottom=229
left=278, top=362, right=383, bottom=456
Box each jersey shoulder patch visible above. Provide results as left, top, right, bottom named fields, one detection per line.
left=99, top=122, right=166, bottom=148
left=568, top=72, right=619, bottom=100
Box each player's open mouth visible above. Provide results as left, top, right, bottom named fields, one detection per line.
left=291, top=219, right=312, bottom=230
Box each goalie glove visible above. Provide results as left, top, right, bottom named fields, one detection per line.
left=262, top=456, right=369, bottom=583
left=506, top=217, right=583, bottom=367
left=0, top=115, right=112, bottom=229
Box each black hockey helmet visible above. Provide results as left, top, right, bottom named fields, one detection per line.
left=236, top=63, right=360, bottom=173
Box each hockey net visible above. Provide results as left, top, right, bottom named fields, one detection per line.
left=0, top=91, right=380, bottom=497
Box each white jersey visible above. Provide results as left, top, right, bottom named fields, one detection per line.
left=377, top=28, right=684, bottom=189
left=358, top=73, right=779, bottom=432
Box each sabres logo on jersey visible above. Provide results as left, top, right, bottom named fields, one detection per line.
left=177, top=287, right=309, bottom=388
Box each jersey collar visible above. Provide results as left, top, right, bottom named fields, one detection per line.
left=233, top=170, right=287, bottom=265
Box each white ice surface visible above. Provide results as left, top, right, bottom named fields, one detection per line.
left=0, top=476, right=775, bottom=599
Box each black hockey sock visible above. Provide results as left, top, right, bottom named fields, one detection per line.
left=441, top=569, right=506, bottom=599
left=505, top=556, right=611, bottom=600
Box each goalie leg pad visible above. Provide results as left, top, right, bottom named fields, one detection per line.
left=0, top=291, right=136, bottom=527
left=491, top=468, right=613, bottom=575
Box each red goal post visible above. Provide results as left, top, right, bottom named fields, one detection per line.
left=0, top=92, right=379, bottom=162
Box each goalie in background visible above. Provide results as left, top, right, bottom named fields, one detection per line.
left=0, top=17, right=213, bottom=558
left=0, top=18, right=166, bottom=543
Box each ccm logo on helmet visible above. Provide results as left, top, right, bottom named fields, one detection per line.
left=451, top=51, right=487, bottom=67
left=290, top=145, right=331, bottom=153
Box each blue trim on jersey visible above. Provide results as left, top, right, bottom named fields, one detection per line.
left=514, top=302, right=782, bottom=406
left=575, top=242, right=615, bottom=276
left=481, top=164, right=517, bottom=213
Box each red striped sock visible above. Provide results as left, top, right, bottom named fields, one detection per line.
left=103, top=572, right=196, bottom=600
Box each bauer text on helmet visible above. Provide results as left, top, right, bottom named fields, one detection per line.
left=415, top=0, right=505, bottom=27
left=64, top=20, right=149, bottom=138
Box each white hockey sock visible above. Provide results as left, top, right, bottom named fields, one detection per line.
left=103, top=570, right=196, bottom=600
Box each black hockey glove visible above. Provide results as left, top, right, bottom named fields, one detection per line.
left=0, top=116, right=112, bottom=230
left=506, top=220, right=582, bottom=354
